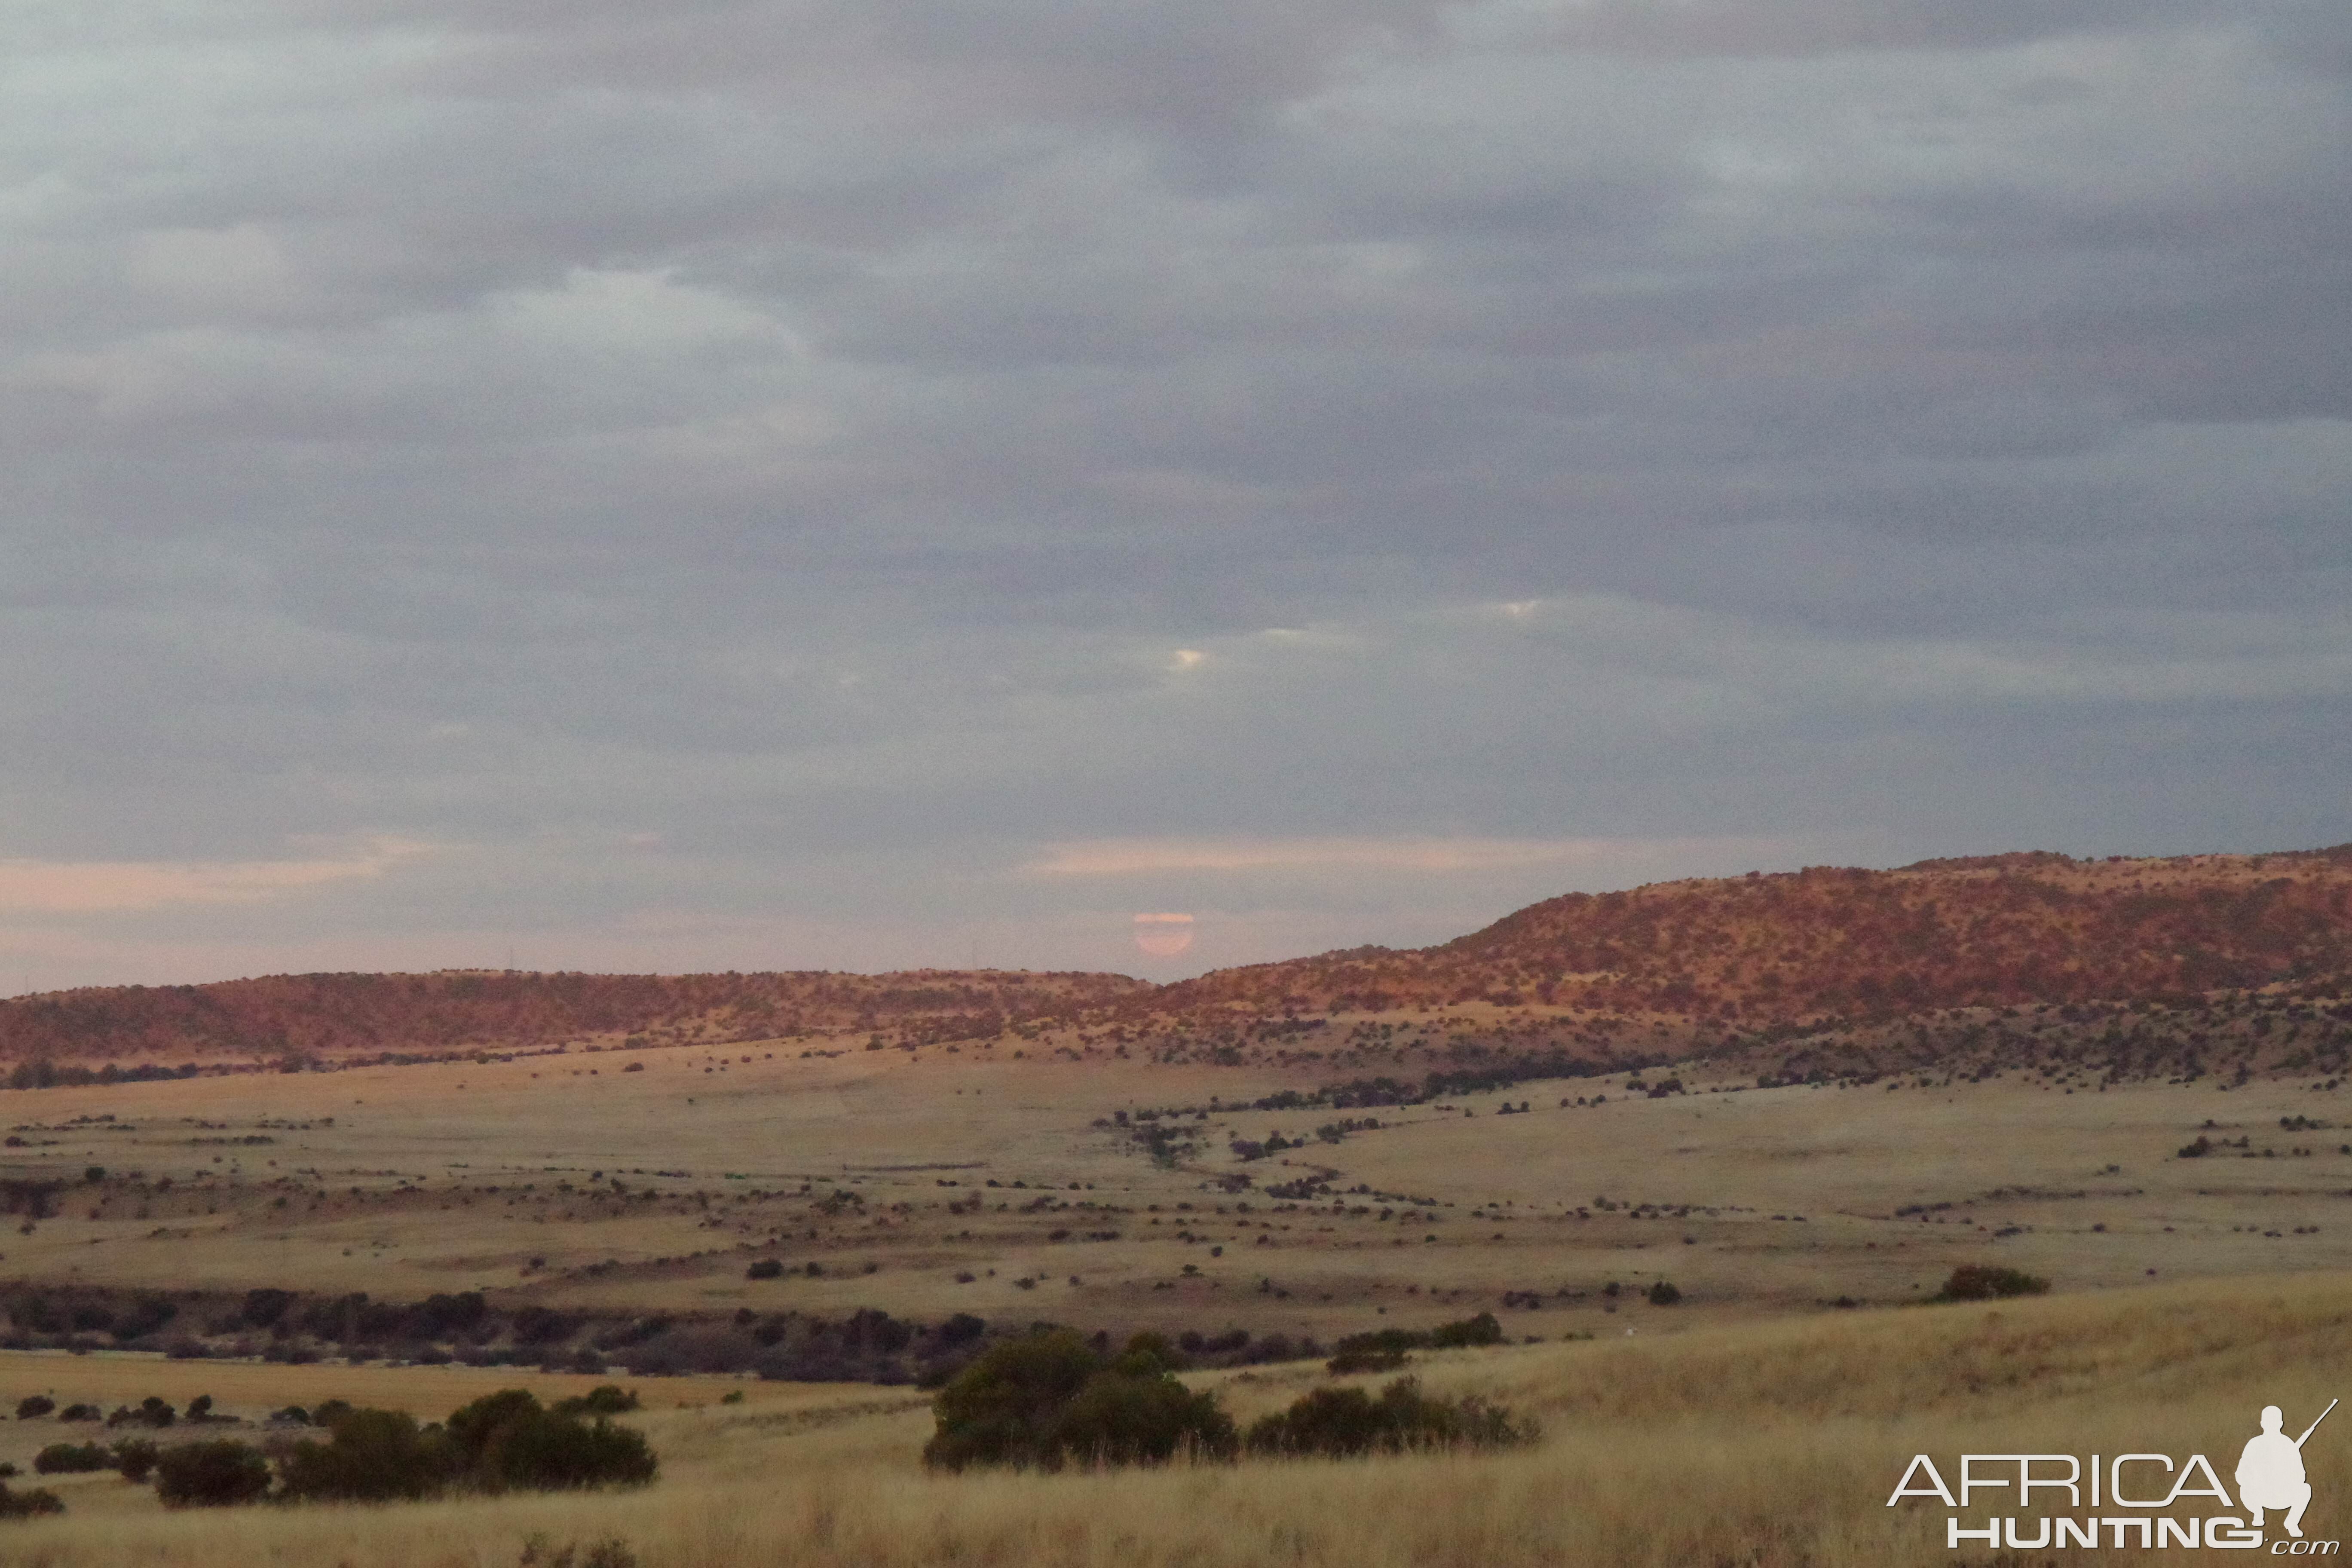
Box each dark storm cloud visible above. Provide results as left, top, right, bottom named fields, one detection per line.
left=1, top=0, right=2346, bottom=986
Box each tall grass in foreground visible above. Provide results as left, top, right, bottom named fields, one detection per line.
left=4, top=1271, right=2348, bottom=1568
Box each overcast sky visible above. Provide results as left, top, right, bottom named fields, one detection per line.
left=3, top=0, right=2347, bottom=992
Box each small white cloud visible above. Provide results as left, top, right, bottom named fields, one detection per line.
left=0, top=838, right=433, bottom=914
left=1028, top=835, right=1773, bottom=877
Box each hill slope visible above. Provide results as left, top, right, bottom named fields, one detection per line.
left=7, top=846, right=2350, bottom=1074
left=1133, top=847, right=2352, bottom=1025
left=0, top=968, right=1146, bottom=1068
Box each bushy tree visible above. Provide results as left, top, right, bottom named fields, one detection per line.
left=154, top=1440, right=271, bottom=1507
left=923, top=1330, right=1235, bottom=1472
left=446, top=1390, right=655, bottom=1492
left=277, top=1408, right=450, bottom=1502
left=13, top=1396, right=52, bottom=1419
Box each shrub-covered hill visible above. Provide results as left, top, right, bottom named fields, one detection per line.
left=0, top=968, right=1147, bottom=1068
left=1125, top=847, right=2352, bottom=1027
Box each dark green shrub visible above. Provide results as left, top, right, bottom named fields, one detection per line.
left=0, top=1481, right=64, bottom=1519
left=480, top=1412, right=657, bottom=1492
left=111, top=1438, right=161, bottom=1483
left=923, top=1330, right=1235, bottom=1472
left=1645, top=1281, right=1682, bottom=1306
left=1326, top=1312, right=1506, bottom=1373
left=1052, top=1356, right=1237, bottom=1467
left=1931, top=1265, right=2049, bottom=1302
left=154, top=1440, right=271, bottom=1507
left=1426, top=1312, right=1504, bottom=1348
left=1325, top=1343, right=1411, bottom=1375
left=554, top=1385, right=640, bottom=1417
left=55, top=1404, right=98, bottom=1423
left=1244, top=1377, right=1540, bottom=1457
left=745, top=1259, right=784, bottom=1280
left=446, top=1390, right=655, bottom=1493
left=277, top=1408, right=450, bottom=1502
left=14, top=1396, right=52, bottom=1419
left=33, top=1442, right=111, bottom=1474
left=240, top=1287, right=295, bottom=1328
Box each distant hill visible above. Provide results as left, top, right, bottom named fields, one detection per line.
left=1131, top=848, right=2352, bottom=1027
left=0, top=968, right=1147, bottom=1069
left=8, top=847, right=2350, bottom=1078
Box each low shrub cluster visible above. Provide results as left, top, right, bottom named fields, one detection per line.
left=32, top=1441, right=111, bottom=1474
left=1930, top=1265, right=2050, bottom=1302
left=153, top=1388, right=655, bottom=1508
left=0, top=1482, right=64, bottom=1520
left=1244, top=1377, right=1541, bottom=1457
left=923, top=1328, right=1540, bottom=1475
left=1326, top=1312, right=1504, bottom=1373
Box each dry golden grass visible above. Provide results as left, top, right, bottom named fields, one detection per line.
left=3, top=1271, right=2346, bottom=1566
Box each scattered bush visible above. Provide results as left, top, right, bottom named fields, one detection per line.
left=33, top=1442, right=111, bottom=1474
left=1646, top=1281, right=1683, bottom=1306
left=13, top=1396, right=52, bottom=1420
left=1931, top=1265, right=2050, bottom=1302
left=745, top=1259, right=784, bottom=1280
left=1244, top=1377, right=1540, bottom=1457
left=55, top=1404, right=98, bottom=1423
left=924, top=1330, right=1236, bottom=1472
left=154, top=1440, right=272, bottom=1507
left=0, top=1482, right=64, bottom=1519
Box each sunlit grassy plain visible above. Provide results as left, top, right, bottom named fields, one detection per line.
left=3, top=1037, right=2345, bottom=1336
left=3, top=1270, right=2347, bottom=1566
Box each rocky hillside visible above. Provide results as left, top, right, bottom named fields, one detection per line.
left=1131, top=848, right=2352, bottom=1026
left=0, top=968, right=1147, bottom=1069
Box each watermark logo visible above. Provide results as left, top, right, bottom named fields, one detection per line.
left=1887, top=1399, right=2338, bottom=1552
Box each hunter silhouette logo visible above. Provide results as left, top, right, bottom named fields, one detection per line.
left=2242, top=1400, right=2333, bottom=1539
left=1889, top=1397, right=2340, bottom=1552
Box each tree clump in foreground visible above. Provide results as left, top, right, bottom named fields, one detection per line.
left=924, top=1331, right=1237, bottom=1471
left=153, top=1387, right=655, bottom=1508
left=924, top=1327, right=1538, bottom=1472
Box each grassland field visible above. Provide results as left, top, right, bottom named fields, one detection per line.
left=0, top=1271, right=2347, bottom=1565
left=0, top=1026, right=2343, bottom=1338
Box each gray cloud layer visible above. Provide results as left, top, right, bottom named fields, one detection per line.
left=3, top=0, right=2347, bottom=987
